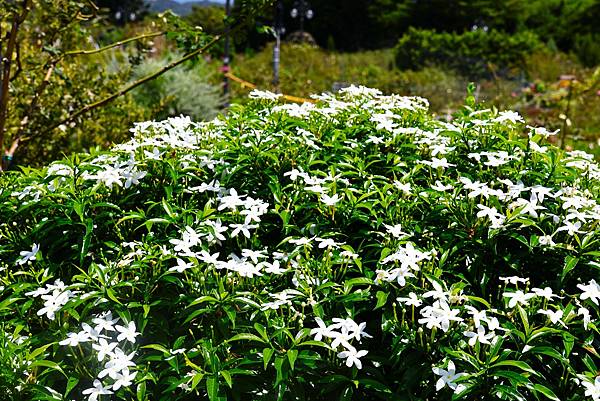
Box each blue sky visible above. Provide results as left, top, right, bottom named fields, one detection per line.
left=174, top=0, right=226, bottom=2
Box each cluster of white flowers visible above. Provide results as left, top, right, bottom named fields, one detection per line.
left=284, top=167, right=350, bottom=198
left=83, top=156, right=147, bottom=190
left=25, top=279, right=77, bottom=320
left=59, top=311, right=139, bottom=401
left=310, top=317, right=371, bottom=369
left=376, top=242, right=432, bottom=286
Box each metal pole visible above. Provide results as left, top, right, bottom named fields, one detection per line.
left=299, top=0, right=304, bottom=36
left=273, top=0, right=283, bottom=91
left=223, top=0, right=231, bottom=107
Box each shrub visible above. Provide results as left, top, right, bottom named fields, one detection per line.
left=573, top=33, right=600, bottom=68
left=0, top=87, right=599, bottom=400
left=394, top=28, right=543, bottom=79
left=131, top=54, right=224, bottom=122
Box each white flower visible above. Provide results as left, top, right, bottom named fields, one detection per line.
left=310, top=317, right=334, bottom=341
left=93, top=311, right=119, bottom=333
left=59, top=331, right=92, bottom=347
left=397, top=292, right=422, bottom=307
left=316, top=237, right=339, bottom=249
left=418, top=300, right=462, bottom=332
left=463, top=325, right=495, bottom=346
left=229, top=223, right=258, bottom=239
left=337, top=345, right=368, bottom=369
left=249, top=89, right=282, bottom=101
left=169, top=258, right=194, bottom=273
left=112, top=368, right=137, bottom=390
left=581, top=376, right=600, bottom=401
left=499, top=276, right=529, bottom=286
left=531, top=287, right=558, bottom=300
left=320, top=193, right=341, bottom=206
left=16, top=243, right=40, bottom=265
left=115, top=321, right=140, bottom=343
left=432, top=360, right=466, bottom=393
left=527, top=125, right=559, bottom=139
left=578, top=279, right=600, bottom=305
left=98, top=349, right=136, bottom=380
left=538, top=235, right=556, bottom=247
left=90, top=337, right=117, bottom=361
left=537, top=309, right=564, bottom=325
left=393, top=181, right=412, bottom=195
left=503, top=290, right=535, bottom=308
left=384, top=224, right=408, bottom=239
left=82, top=379, right=113, bottom=401
left=493, top=110, right=524, bottom=124
left=556, top=220, right=583, bottom=236
left=578, top=307, right=591, bottom=330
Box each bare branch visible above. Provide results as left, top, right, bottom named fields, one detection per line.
left=61, top=31, right=165, bottom=58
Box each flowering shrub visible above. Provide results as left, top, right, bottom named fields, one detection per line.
left=0, top=86, right=599, bottom=401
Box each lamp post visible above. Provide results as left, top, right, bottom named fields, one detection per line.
left=273, top=0, right=285, bottom=90
left=223, top=0, right=231, bottom=106
left=290, top=0, right=313, bottom=37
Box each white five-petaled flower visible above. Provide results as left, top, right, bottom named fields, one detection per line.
left=320, top=193, right=341, bottom=207
left=169, top=258, right=194, bottom=273
left=432, top=360, right=466, bottom=393
left=82, top=379, right=113, bottom=401
left=16, top=243, right=40, bottom=265
left=337, top=345, right=368, bottom=369
left=503, top=290, right=535, bottom=308
left=92, top=338, right=119, bottom=361
left=581, top=376, right=600, bottom=401
left=384, top=223, right=408, bottom=239
left=463, top=325, right=495, bottom=346
left=578, top=279, right=600, bottom=305
left=59, top=331, right=91, bottom=347
left=537, top=309, right=564, bottom=325
left=115, top=321, right=140, bottom=343
left=397, top=292, right=422, bottom=307
left=310, top=317, right=334, bottom=341
left=112, top=368, right=137, bottom=391
left=93, top=311, right=119, bottom=333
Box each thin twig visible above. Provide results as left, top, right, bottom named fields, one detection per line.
left=61, top=31, right=165, bottom=57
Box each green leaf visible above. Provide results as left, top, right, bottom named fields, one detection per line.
left=491, top=360, right=538, bottom=376
left=64, top=377, right=79, bottom=397
left=274, top=356, right=286, bottom=385
left=263, top=348, right=274, bottom=370
left=227, top=333, right=266, bottom=343
left=191, top=372, right=205, bottom=390
left=220, top=370, right=232, bottom=388
left=374, top=290, right=388, bottom=309
left=30, top=360, right=67, bottom=377
left=142, top=344, right=170, bottom=354
left=254, top=323, right=269, bottom=342
left=136, top=381, right=146, bottom=401
left=287, top=349, right=298, bottom=370
left=561, top=256, right=579, bottom=282
left=206, top=376, right=219, bottom=401
left=105, top=287, right=122, bottom=305
left=532, top=384, right=560, bottom=401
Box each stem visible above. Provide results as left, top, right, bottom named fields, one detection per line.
left=61, top=31, right=164, bottom=57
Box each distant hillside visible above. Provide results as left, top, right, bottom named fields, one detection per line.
left=147, top=0, right=223, bottom=15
